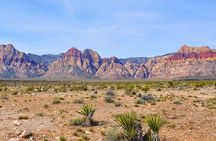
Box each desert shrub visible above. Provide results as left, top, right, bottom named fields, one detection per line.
left=168, top=81, right=175, bottom=88
left=52, top=98, right=61, bottom=104
left=78, top=104, right=96, bottom=117
left=90, top=95, right=97, bottom=99
left=106, top=90, right=115, bottom=97
left=141, top=94, right=156, bottom=102
left=43, top=104, right=49, bottom=109
left=72, top=104, right=97, bottom=127
left=135, top=99, right=145, bottom=105
left=205, top=98, right=216, bottom=109
left=11, top=90, right=18, bottom=95
left=173, top=100, right=182, bottom=105
left=69, top=118, right=85, bottom=126
left=105, top=128, right=122, bottom=141
left=18, top=115, right=29, bottom=120
left=26, top=86, right=34, bottom=93
left=0, top=93, right=8, bottom=100
left=110, top=85, right=116, bottom=90
left=59, top=136, right=67, bottom=141
left=76, top=138, right=87, bottom=141
left=104, top=90, right=115, bottom=103
left=80, top=135, right=89, bottom=140
left=104, top=95, right=114, bottom=103
left=142, top=86, right=150, bottom=93
left=144, top=114, right=166, bottom=141
left=114, top=101, right=122, bottom=107
left=115, top=112, right=137, bottom=141
left=70, top=85, right=88, bottom=91
left=156, top=88, right=162, bottom=91
left=36, top=112, right=44, bottom=117
left=59, top=86, right=67, bottom=92
left=73, top=99, right=84, bottom=104
left=96, top=84, right=107, bottom=90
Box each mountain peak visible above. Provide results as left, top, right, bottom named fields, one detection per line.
left=64, top=47, right=82, bottom=57
left=1, top=43, right=216, bottom=79
left=0, top=44, right=15, bottom=51
left=0, top=43, right=14, bottom=48
left=178, top=45, right=214, bottom=54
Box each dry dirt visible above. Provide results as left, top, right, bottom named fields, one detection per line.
left=0, top=83, right=216, bottom=141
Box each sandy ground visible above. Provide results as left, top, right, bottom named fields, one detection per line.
left=0, top=85, right=216, bottom=141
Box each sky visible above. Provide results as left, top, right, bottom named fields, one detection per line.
left=0, top=0, right=216, bottom=58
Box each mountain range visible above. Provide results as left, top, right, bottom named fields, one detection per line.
left=0, top=43, right=216, bottom=80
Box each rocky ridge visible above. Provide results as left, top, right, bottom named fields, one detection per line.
left=0, top=44, right=216, bottom=79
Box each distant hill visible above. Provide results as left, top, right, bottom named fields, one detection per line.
left=0, top=44, right=216, bottom=80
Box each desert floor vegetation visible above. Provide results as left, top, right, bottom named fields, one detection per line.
left=0, top=80, right=216, bottom=141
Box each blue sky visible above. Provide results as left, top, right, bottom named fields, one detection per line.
left=0, top=0, right=216, bottom=58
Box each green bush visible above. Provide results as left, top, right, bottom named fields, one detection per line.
left=115, top=112, right=137, bottom=141
left=144, top=114, right=166, bottom=141
left=77, top=104, right=96, bottom=117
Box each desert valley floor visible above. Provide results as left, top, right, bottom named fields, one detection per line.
left=0, top=80, right=216, bottom=141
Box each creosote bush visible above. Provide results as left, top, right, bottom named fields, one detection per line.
left=104, top=90, right=115, bottom=103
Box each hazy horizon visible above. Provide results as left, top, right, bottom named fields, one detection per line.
left=0, top=0, right=216, bottom=58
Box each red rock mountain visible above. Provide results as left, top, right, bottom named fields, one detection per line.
left=44, top=48, right=102, bottom=79
left=0, top=44, right=46, bottom=78
left=146, top=45, right=216, bottom=79
left=0, top=44, right=216, bottom=79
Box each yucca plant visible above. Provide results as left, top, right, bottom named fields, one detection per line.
left=77, top=104, right=96, bottom=126
left=144, top=114, right=166, bottom=141
left=115, top=112, right=138, bottom=141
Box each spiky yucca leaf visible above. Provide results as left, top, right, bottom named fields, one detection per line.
left=144, top=114, right=166, bottom=133
left=77, top=104, right=96, bottom=117
left=115, top=112, right=137, bottom=141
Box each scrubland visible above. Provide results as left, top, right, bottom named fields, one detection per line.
left=0, top=80, right=216, bottom=141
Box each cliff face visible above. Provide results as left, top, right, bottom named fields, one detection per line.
left=43, top=48, right=103, bottom=79
left=0, top=44, right=215, bottom=80
left=96, top=57, right=148, bottom=79
left=145, top=45, right=216, bottom=79
left=0, top=44, right=46, bottom=78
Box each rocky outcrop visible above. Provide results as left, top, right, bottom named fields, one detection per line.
left=28, top=53, right=60, bottom=70
left=44, top=48, right=102, bottom=79
left=146, top=45, right=216, bottom=79
left=0, top=44, right=216, bottom=80
left=0, top=44, right=46, bottom=78
left=96, top=57, right=148, bottom=79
